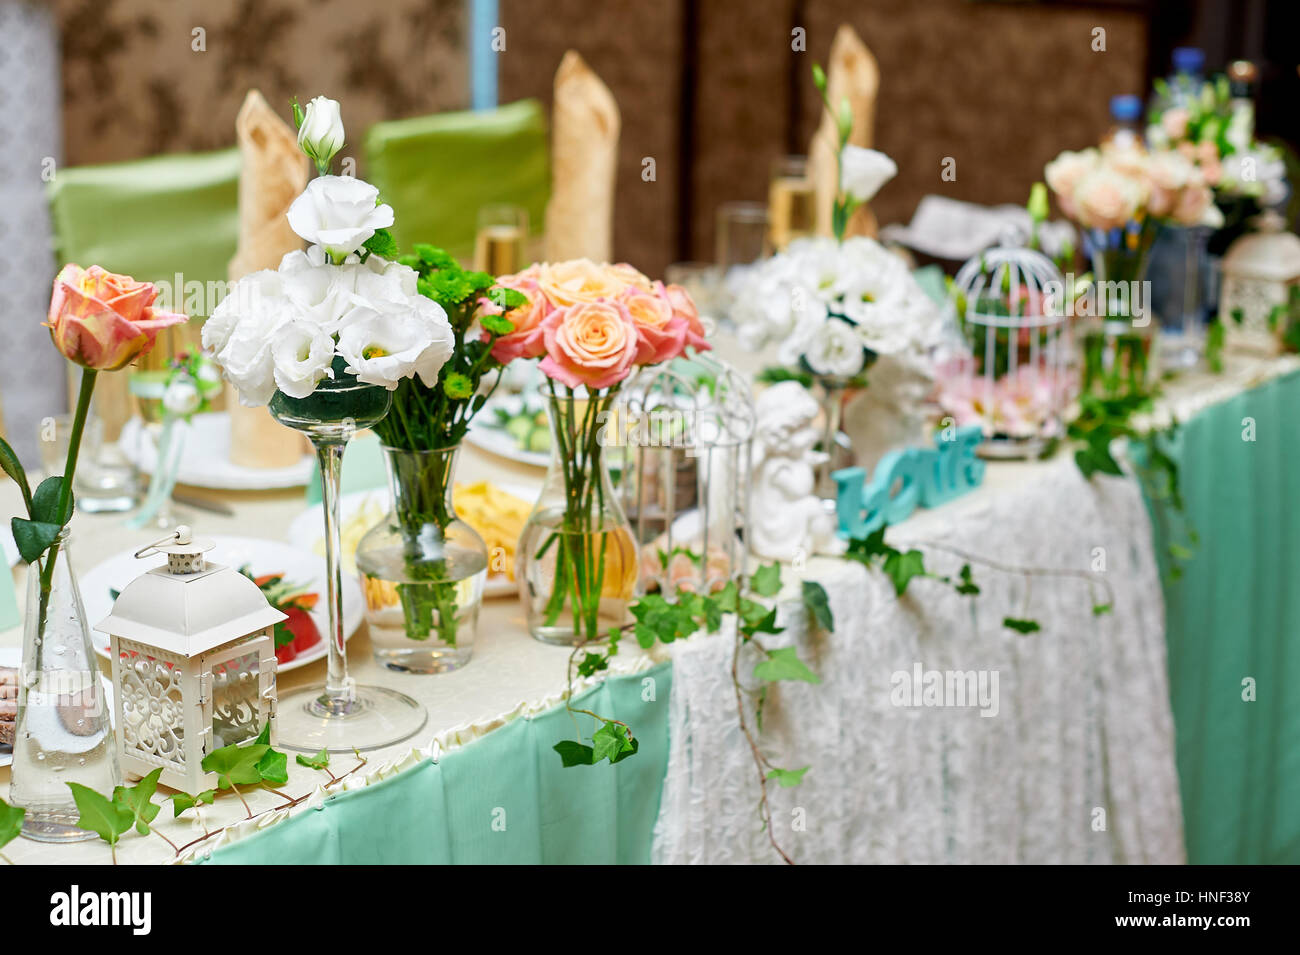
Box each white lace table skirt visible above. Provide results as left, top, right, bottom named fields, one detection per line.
left=653, top=456, right=1185, bottom=864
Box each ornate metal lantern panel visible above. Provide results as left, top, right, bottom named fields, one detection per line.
left=616, top=353, right=756, bottom=597
left=1219, top=211, right=1300, bottom=355
left=95, top=527, right=283, bottom=794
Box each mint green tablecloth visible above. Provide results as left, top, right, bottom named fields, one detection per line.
left=364, top=99, right=549, bottom=263
left=200, top=663, right=671, bottom=865
left=46, top=149, right=241, bottom=317
left=1149, top=369, right=1300, bottom=864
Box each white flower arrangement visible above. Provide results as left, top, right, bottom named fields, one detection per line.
left=204, top=97, right=454, bottom=406
left=726, top=235, right=945, bottom=379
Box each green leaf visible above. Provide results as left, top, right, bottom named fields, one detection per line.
left=256, top=748, right=289, bottom=786
left=750, top=562, right=782, bottom=597
left=0, top=798, right=25, bottom=850
left=576, top=652, right=609, bottom=678
left=1092, top=603, right=1113, bottom=616
left=443, top=371, right=474, bottom=399
left=766, top=766, right=810, bottom=788
left=802, top=580, right=834, bottom=632
left=753, top=646, right=821, bottom=684
left=488, top=286, right=529, bottom=311
left=591, top=721, right=636, bottom=765
left=1003, top=617, right=1041, bottom=634
left=31, top=475, right=71, bottom=524
left=362, top=228, right=399, bottom=259
left=296, top=749, right=331, bottom=771
left=954, top=563, right=980, bottom=596
left=112, top=768, right=163, bottom=836
left=609, top=735, right=639, bottom=764
left=255, top=722, right=271, bottom=746
left=66, top=783, right=134, bottom=846
left=11, top=517, right=63, bottom=564
left=882, top=549, right=926, bottom=596
left=0, top=436, right=33, bottom=518
left=1169, top=543, right=1195, bottom=561
left=479, top=313, right=516, bottom=336
left=553, top=740, right=596, bottom=767
left=201, top=738, right=270, bottom=789
left=169, top=790, right=215, bottom=818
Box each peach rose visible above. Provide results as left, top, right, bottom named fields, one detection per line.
left=1072, top=167, right=1144, bottom=231
left=621, top=286, right=686, bottom=365
left=660, top=282, right=710, bottom=352
left=537, top=258, right=639, bottom=307
left=1160, top=107, right=1190, bottom=142
left=539, top=300, right=639, bottom=390
left=1171, top=181, right=1214, bottom=226
left=45, top=264, right=187, bottom=370
left=482, top=264, right=550, bottom=363
left=1145, top=151, right=1195, bottom=218
left=1044, top=149, right=1099, bottom=219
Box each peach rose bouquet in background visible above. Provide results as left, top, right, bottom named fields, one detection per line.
left=482, top=258, right=709, bottom=646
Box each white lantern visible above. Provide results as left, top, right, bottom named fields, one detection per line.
left=95, top=526, right=283, bottom=793
left=1218, top=210, right=1300, bottom=355
left=940, top=243, right=1072, bottom=459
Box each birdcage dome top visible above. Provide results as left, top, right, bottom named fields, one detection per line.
left=951, top=244, right=1064, bottom=329
left=621, top=352, right=756, bottom=449
left=95, top=561, right=286, bottom=657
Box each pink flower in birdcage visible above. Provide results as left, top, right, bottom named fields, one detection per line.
left=936, top=360, right=1071, bottom=440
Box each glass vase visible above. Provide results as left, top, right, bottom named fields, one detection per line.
left=267, top=360, right=427, bottom=751
left=356, top=447, right=487, bottom=673
left=813, top=374, right=856, bottom=499
left=9, top=530, right=121, bottom=842
left=1080, top=229, right=1159, bottom=398
left=517, top=384, right=639, bottom=647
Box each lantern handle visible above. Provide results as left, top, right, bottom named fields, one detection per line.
left=133, top=525, right=198, bottom=559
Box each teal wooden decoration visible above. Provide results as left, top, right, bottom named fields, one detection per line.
left=833, top=426, right=985, bottom=537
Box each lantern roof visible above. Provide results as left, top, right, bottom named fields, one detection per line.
left=1222, top=214, right=1300, bottom=282
left=95, top=561, right=286, bottom=657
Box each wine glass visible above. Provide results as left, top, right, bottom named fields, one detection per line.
left=128, top=369, right=178, bottom=528
left=267, top=359, right=428, bottom=752
left=715, top=201, right=769, bottom=268
left=767, top=155, right=815, bottom=252
left=474, top=203, right=528, bottom=276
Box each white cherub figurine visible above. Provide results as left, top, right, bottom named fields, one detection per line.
left=750, top=381, right=843, bottom=562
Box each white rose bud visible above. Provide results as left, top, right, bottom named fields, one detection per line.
left=839, top=145, right=898, bottom=204
left=297, top=96, right=345, bottom=169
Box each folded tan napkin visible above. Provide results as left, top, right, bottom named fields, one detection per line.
left=227, top=90, right=309, bottom=468
left=809, top=24, right=881, bottom=239
left=544, top=51, right=621, bottom=262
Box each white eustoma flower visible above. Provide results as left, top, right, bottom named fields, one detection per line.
left=804, top=317, right=867, bottom=378
left=336, top=300, right=454, bottom=390
left=286, top=175, right=394, bottom=259
left=271, top=319, right=336, bottom=399
left=297, top=96, right=345, bottom=167
left=278, top=249, right=356, bottom=335
left=839, top=146, right=898, bottom=203
left=217, top=320, right=282, bottom=407
left=204, top=270, right=291, bottom=406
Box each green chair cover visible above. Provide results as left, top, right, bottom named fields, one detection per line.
left=364, top=99, right=549, bottom=262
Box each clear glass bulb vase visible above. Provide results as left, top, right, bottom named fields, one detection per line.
left=516, top=384, right=639, bottom=647
left=267, top=361, right=427, bottom=751
left=356, top=446, right=487, bottom=673
left=9, top=529, right=121, bottom=842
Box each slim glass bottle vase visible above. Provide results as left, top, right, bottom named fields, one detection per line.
left=267, top=366, right=427, bottom=751
left=10, top=529, right=121, bottom=842
left=517, top=384, right=639, bottom=647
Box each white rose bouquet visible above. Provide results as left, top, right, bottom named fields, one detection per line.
left=204, top=96, right=454, bottom=406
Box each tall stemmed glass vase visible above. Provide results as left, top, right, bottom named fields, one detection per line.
left=267, top=359, right=427, bottom=751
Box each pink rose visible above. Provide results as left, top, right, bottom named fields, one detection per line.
left=482, top=264, right=550, bottom=363
left=45, top=264, right=187, bottom=370
left=660, top=282, right=710, bottom=352
left=1160, top=108, right=1190, bottom=142
left=620, top=286, right=686, bottom=365
left=539, top=300, right=639, bottom=390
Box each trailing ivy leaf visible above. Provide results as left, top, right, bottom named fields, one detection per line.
left=11, top=517, right=63, bottom=564
left=742, top=604, right=783, bottom=638
left=256, top=748, right=289, bottom=786
left=575, top=652, right=609, bottom=678
left=802, top=580, right=834, bottom=632
left=882, top=548, right=926, bottom=596
left=609, top=735, right=639, bottom=764
left=296, top=749, right=330, bottom=771
left=0, top=436, right=33, bottom=518
left=443, top=372, right=474, bottom=400
left=0, top=797, right=25, bottom=850
left=112, top=767, right=163, bottom=836
left=201, top=738, right=270, bottom=789
left=1092, top=603, right=1113, bottom=616
left=750, top=562, right=783, bottom=597
left=845, top=525, right=890, bottom=563
left=1003, top=617, right=1041, bottom=634
left=169, top=790, right=216, bottom=818
left=591, top=721, right=635, bottom=765
left=362, top=228, right=399, bottom=259
left=67, top=783, right=134, bottom=847
left=766, top=766, right=810, bottom=788
left=553, top=740, right=596, bottom=767
left=753, top=646, right=821, bottom=684
left=954, top=564, right=980, bottom=596
left=30, top=475, right=71, bottom=524
left=1169, top=543, right=1194, bottom=561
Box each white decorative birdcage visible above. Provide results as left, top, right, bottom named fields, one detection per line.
left=616, top=353, right=756, bottom=596
left=940, top=243, right=1072, bottom=459
left=95, top=526, right=283, bottom=794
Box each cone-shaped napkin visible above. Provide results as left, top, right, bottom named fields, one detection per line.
left=544, top=51, right=621, bottom=262
left=809, top=24, right=881, bottom=238
left=227, top=90, right=309, bottom=469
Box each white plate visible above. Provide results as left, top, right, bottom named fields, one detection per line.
left=286, top=484, right=540, bottom=599
left=80, top=536, right=361, bottom=674
left=120, top=413, right=315, bottom=490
